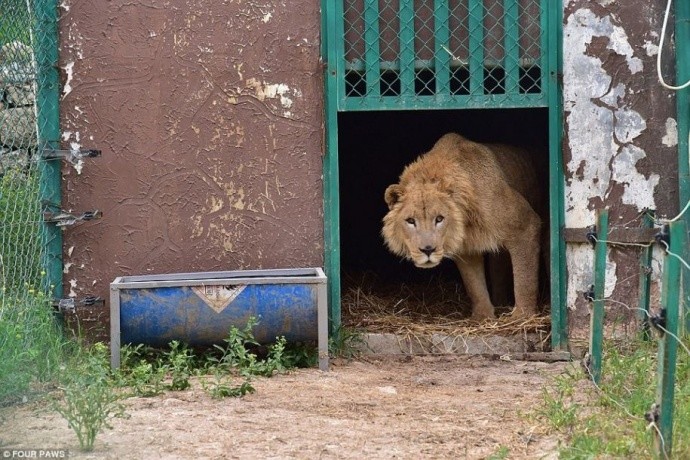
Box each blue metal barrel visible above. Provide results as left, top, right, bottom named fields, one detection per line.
left=119, top=283, right=318, bottom=347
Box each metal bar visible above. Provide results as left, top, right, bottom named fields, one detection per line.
left=503, top=0, right=520, bottom=94
left=113, top=278, right=327, bottom=290
left=434, top=0, right=450, bottom=96
left=589, top=209, right=608, bottom=384
left=323, top=0, right=342, bottom=334
left=547, top=0, right=567, bottom=350
left=344, top=57, right=540, bottom=73
left=537, top=0, right=547, bottom=96
left=675, top=0, right=690, bottom=336
left=468, top=0, right=484, bottom=95
left=363, top=0, right=382, bottom=98
left=34, top=0, right=62, bottom=297
left=654, top=220, right=685, bottom=457
left=563, top=227, right=658, bottom=244
left=342, top=93, right=548, bottom=111
left=638, top=212, right=655, bottom=340
left=317, top=281, right=329, bottom=371
left=117, top=267, right=325, bottom=283
left=399, top=0, right=416, bottom=97
left=110, top=283, right=122, bottom=368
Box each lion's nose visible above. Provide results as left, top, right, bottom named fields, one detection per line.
left=420, top=246, right=436, bottom=257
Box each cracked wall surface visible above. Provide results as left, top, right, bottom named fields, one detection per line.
left=59, top=1, right=323, bottom=339
left=563, top=1, right=678, bottom=343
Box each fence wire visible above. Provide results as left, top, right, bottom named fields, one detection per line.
left=0, top=0, right=57, bottom=309
left=585, top=212, right=690, bottom=458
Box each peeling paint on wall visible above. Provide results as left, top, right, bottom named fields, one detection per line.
left=564, top=8, right=657, bottom=224
left=562, top=3, right=676, bottom=339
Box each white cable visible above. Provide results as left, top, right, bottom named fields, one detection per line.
left=657, top=0, right=690, bottom=90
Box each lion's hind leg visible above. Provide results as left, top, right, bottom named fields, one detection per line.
left=504, top=214, right=541, bottom=319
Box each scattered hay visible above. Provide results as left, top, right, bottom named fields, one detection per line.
left=341, top=271, right=551, bottom=344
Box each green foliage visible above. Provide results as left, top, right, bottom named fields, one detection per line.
left=52, top=343, right=126, bottom=452
left=113, top=344, right=167, bottom=397
left=0, top=288, right=70, bottom=405
left=0, top=171, right=43, bottom=293
left=0, top=0, right=32, bottom=46
left=486, top=446, right=510, bottom=460
left=539, top=339, right=690, bottom=458
left=328, top=326, right=365, bottom=359
left=209, top=317, right=293, bottom=377
left=159, top=340, right=195, bottom=391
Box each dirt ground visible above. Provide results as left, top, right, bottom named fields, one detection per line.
left=0, top=355, right=570, bottom=459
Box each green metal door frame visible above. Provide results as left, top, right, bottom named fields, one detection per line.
left=675, top=0, right=690, bottom=328
left=322, top=1, right=567, bottom=349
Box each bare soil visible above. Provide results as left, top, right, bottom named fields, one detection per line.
left=1, top=355, right=568, bottom=459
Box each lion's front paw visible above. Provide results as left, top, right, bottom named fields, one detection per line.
left=470, top=305, right=496, bottom=322
left=510, top=305, right=537, bottom=319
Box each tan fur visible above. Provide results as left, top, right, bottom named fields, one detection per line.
left=382, top=133, right=543, bottom=321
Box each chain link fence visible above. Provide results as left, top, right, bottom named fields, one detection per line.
left=0, top=0, right=63, bottom=403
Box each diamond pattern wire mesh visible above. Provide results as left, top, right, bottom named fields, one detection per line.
left=0, top=0, right=56, bottom=304
left=341, top=0, right=545, bottom=108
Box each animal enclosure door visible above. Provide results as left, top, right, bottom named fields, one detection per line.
left=322, top=0, right=565, bottom=348
left=328, top=0, right=553, bottom=111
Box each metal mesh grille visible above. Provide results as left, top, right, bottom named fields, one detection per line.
left=340, top=0, right=547, bottom=110
left=0, top=0, right=60, bottom=300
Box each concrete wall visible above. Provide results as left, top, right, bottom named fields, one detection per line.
left=58, top=1, right=324, bottom=339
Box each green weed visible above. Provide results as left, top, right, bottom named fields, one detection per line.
left=52, top=343, right=126, bottom=452
left=0, top=288, right=71, bottom=405
left=328, top=326, right=365, bottom=359
left=160, top=340, right=195, bottom=391
left=539, top=339, right=690, bottom=458
left=486, top=445, right=510, bottom=460
left=113, top=345, right=167, bottom=398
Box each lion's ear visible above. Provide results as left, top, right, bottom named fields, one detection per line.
left=384, top=184, right=403, bottom=209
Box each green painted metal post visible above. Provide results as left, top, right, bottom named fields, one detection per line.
left=675, top=0, right=690, bottom=334
left=322, top=0, right=342, bottom=335
left=433, top=0, right=450, bottom=96
left=34, top=0, right=62, bottom=298
left=468, top=0, right=484, bottom=96
left=638, top=211, right=655, bottom=341
left=547, top=0, right=567, bottom=350
left=399, top=0, right=415, bottom=98
left=363, top=0, right=381, bottom=98
left=503, top=0, right=520, bottom=94
left=654, top=221, right=685, bottom=458
left=589, top=209, right=608, bottom=384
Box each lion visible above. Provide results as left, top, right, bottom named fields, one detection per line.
left=382, top=133, right=544, bottom=321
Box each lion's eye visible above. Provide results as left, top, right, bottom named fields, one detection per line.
left=435, top=215, right=444, bottom=224
left=405, top=218, right=416, bottom=226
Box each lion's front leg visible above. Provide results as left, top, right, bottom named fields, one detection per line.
left=454, top=254, right=495, bottom=321
left=505, top=218, right=541, bottom=318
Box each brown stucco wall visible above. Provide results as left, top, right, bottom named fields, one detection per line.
left=562, top=0, right=678, bottom=347
left=58, top=1, right=324, bottom=339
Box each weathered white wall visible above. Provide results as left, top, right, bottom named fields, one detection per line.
left=562, top=1, right=677, bottom=340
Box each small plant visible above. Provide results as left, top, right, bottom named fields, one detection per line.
left=160, top=340, right=195, bottom=391
left=210, top=317, right=294, bottom=377
left=328, top=326, right=365, bottom=359
left=486, top=446, right=510, bottom=460
left=201, top=370, right=255, bottom=400
left=52, top=343, right=126, bottom=451
left=113, top=344, right=166, bottom=397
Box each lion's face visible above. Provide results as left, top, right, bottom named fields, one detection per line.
left=382, top=182, right=465, bottom=268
